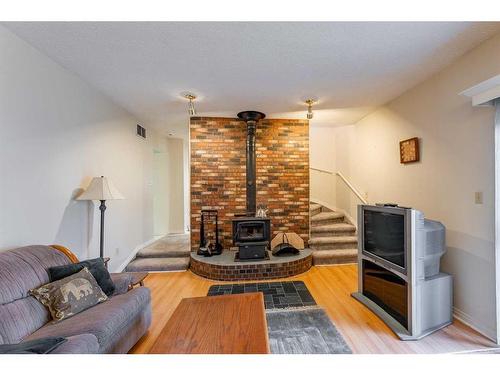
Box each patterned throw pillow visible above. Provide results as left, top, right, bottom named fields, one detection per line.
left=30, top=267, right=108, bottom=321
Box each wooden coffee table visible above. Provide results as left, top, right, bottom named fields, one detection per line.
left=149, top=292, right=270, bottom=354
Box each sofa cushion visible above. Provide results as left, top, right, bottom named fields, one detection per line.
left=49, top=334, right=99, bottom=354
left=0, top=296, right=51, bottom=345
left=48, top=258, right=115, bottom=296
left=30, top=268, right=108, bottom=321
left=0, top=246, right=71, bottom=344
left=27, top=287, right=151, bottom=352
left=0, top=245, right=71, bottom=305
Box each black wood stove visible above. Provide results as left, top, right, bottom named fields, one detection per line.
left=232, top=217, right=271, bottom=260
left=231, top=110, right=271, bottom=261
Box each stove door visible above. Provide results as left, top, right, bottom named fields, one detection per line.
left=236, top=221, right=266, bottom=242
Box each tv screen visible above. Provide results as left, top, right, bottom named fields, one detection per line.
left=363, top=210, right=405, bottom=268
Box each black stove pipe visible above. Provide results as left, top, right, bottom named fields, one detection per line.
left=237, top=110, right=266, bottom=216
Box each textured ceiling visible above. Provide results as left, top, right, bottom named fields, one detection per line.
left=4, top=22, right=500, bottom=137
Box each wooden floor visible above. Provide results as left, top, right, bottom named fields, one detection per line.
left=130, top=264, right=498, bottom=354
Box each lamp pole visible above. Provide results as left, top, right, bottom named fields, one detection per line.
left=99, top=200, right=107, bottom=259
left=76, top=176, right=124, bottom=264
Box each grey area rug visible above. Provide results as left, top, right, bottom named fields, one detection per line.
left=266, top=307, right=352, bottom=354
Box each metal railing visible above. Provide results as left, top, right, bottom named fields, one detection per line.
left=310, top=167, right=368, bottom=204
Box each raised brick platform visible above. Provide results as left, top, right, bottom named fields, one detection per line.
left=190, top=250, right=312, bottom=281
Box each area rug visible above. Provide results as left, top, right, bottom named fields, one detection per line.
left=207, top=281, right=316, bottom=309
left=266, top=307, right=352, bottom=354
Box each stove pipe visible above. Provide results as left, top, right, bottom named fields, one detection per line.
left=237, top=110, right=266, bottom=216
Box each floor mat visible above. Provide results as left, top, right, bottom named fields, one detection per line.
left=207, top=281, right=316, bottom=309
left=266, top=307, right=352, bottom=354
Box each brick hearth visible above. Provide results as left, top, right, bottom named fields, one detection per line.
left=190, top=250, right=313, bottom=281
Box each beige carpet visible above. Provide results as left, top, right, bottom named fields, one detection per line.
left=125, top=234, right=191, bottom=272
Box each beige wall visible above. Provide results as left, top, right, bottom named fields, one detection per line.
left=310, top=124, right=364, bottom=224
left=326, top=33, right=500, bottom=339
left=310, top=126, right=336, bottom=208
left=153, top=148, right=170, bottom=236
left=166, top=138, right=185, bottom=234
left=0, top=25, right=161, bottom=271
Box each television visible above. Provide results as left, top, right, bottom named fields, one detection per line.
left=363, top=209, right=406, bottom=269
left=360, top=204, right=446, bottom=276
left=352, top=204, right=452, bottom=340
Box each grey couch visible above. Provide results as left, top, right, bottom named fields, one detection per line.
left=0, top=245, right=151, bottom=354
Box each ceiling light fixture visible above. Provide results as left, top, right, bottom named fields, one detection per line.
left=183, top=93, right=197, bottom=116
left=305, top=99, right=316, bottom=120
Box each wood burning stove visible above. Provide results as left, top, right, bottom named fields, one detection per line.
left=232, top=217, right=271, bottom=260
left=231, top=110, right=271, bottom=261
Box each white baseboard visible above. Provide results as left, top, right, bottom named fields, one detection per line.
left=166, top=232, right=189, bottom=236
left=453, top=307, right=497, bottom=343
left=115, top=237, right=157, bottom=273
left=310, top=198, right=357, bottom=229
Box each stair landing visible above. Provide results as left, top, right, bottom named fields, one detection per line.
left=125, top=234, right=191, bottom=272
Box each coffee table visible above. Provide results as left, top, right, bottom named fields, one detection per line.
left=149, top=292, right=270, bottom=354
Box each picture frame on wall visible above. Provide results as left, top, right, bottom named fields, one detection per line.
left=400, top=137, right=420, bottom=164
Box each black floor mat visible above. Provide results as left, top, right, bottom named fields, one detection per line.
left=207, top=281, right=317, bottom=310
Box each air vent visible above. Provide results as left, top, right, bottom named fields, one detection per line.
left=136, top=124, right=146, bottom=139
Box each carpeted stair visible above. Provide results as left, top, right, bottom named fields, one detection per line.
left=125, top=234, right=191, bottom=272
left=309, top=203, right=358, bottom=265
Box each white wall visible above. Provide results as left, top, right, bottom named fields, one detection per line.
left=323, top=33, right=500, bottom=339
left=0, top=25, right=161, bottom=271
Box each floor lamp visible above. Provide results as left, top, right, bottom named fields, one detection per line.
left=77, top=176, right=124, bottom=259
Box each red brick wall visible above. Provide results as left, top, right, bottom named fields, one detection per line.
left=190, top=117, right=309, bottom=251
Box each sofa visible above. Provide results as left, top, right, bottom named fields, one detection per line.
left=0, top=245, right=151, bottom=354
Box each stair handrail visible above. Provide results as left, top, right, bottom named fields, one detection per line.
left=310, top=167, right=368, bottom=205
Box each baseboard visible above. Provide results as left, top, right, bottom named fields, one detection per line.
left=453, top=307, right=497, bottom=343
left=310, top=198, right=357, bottom=229
left=166, top=232, right=189, bottom=236
left=115, top=237, right=157, bottom=273
left=146, top=269, right=188, bottom=274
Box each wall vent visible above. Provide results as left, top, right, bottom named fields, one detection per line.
left=136, top=124, right=146, bottom=139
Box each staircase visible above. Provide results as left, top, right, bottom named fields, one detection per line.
left=125, top=234, right=190, bottom=272
left=309, top=202, right=358, bottom=265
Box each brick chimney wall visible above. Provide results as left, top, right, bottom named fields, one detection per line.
left=190, top=116, right=309, bottom=251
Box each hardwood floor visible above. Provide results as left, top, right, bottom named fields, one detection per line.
left=130, top=264, right=498, bottom=354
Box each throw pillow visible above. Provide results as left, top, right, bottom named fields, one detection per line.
left=0, top=337, right=67, bottom=354
left=30, top=267, right=108, bottom=321
left=47, top=257, right=115, bottom=296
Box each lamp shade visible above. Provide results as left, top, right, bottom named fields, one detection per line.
left=76, top=176, right=124, bottom=201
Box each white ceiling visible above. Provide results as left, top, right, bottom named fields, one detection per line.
left=4, top=22, right=500, bottom=137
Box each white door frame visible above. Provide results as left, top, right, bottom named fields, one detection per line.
left=495, top=101, right=500, bottom=344
left=462, top=79, right=500, bottom=344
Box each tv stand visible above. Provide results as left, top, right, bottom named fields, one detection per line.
left=352, top=271, right=453, bottom=340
